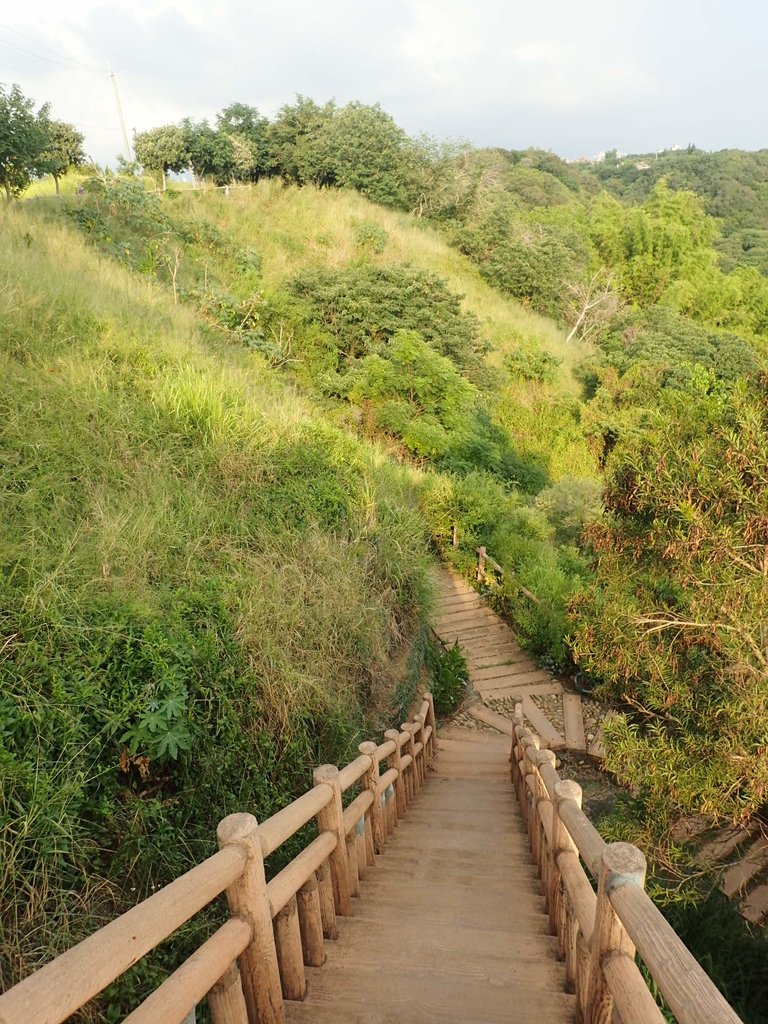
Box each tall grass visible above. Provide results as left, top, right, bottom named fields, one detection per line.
left=0, top=203, right=434, bottom=1015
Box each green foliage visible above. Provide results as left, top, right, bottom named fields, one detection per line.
left=0, top=203, right=435, bottom=1010
left=534, top=477, right=602, bottom=546
left=36, top=120, right=85, bottom=193
left=353, top=219, right=388, bottom=256
left=216, top=103, right=270, bottom=181
left=133, top=124, right=189, bottom=186
left=505, top=346, right=562, bottom=384
left=0, top=82, right=51, bottom=200
left=455, top=199, right=589, bottom=319
left=572, top=379, right=768, bottom=824
left=426, top=640, right=468, bottom=715
left=289, top=263, right=485, bottom=367
left=588, top=180, right=719, bottom=306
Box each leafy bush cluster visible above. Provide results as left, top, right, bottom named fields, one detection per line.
left=426, top=640, right=468, bottom=716
left=572, top=379, right=768, bottom=824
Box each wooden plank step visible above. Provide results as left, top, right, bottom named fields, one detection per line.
left=470, top=661, right=541, bottom=682
left=563, top=692, right=586, bottom=754
left=740, top=882, right=768, bottom=924
left=441, top=622, right=514, bottom=640
left=467, top=647, right=527, bottom=666
left=434, top=599, right=485, bottom=615
left=696, top=822, right=759, bottom=866
left=478, top=670, right=555, bottom=692
left=487, top=680, right=564, bottom=700
left=521, top=696, right=566, bottom=751
left=466, top=703, right=516, bottom=737
left=721, top=836, right=768, bottom=898
left=434, top=611, right=500, bottom=632
left=588, top=725, right=605, bottom=760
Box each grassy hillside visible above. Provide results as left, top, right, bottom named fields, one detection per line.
left=0, top=202, right=434, bottom=1010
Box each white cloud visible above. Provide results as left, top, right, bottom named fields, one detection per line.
left=1, top=0, right=765, bottom=166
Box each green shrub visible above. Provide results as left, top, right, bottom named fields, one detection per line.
left=288, top=263, right=486, bottom=367
left=426, top=640, right=468, bottom=715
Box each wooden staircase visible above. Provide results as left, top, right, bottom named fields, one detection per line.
left=433, top=567, right=605, bottom=758
left=0, top=569, right=747, bottom=1024
left=286, top=731, right=574, bottom=1024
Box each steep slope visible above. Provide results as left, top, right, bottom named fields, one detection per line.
left=0, top=204, right=433, bottom=1006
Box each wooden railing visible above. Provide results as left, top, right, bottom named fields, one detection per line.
left=472, top=702, right=743, bottom=1024
left=0, top=695, right=437, bottom=1024
left=449, top=524, right=541, bottom=605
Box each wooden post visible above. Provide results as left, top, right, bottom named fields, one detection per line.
left=585, top=842, right=647, bottom=1024
left=273, top=896, right=306, bottom=1001
left=208, top=961, right=249, bottom=1024
left=402, top=723, right=419, bottom=798
left=385, top=729, right=407, bottom=818
left=355, top=816, right=367, bottom=879
left=297, top=874, right=326, bottom=968
left=359, top=741, right=386, bottom=854
left=414, top=715, right=427, bottom=784
left=552, top=780, right=581, bottom=942
left=312, top=765, right=352, bottom=917
left=424, top=692, right=437, bottom=761
left=217, top=813, right=284, bottom=1024
left=316, top=860, right=338, bottom=940
left=384, top=785, right=396, bottom=835
left=346, top=832, right=360, bottom=896
left=535, top=750, right=557, bottom=902
left=452, top=522, right=459, bottom=548
left=477, top=546, right=486, bottom=582
left=363, top=811, right=375, bottom=867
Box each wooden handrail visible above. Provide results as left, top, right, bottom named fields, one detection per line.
left=0, top=693, right=436, bottom=1024
left=448, top=523, right=542, bottom=605
left=508, top=702, right=744, bottom=1024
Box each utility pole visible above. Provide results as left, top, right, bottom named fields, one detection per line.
left=109, top=67, right=132, bottom=163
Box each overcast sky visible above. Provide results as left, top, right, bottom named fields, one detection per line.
left=2, top=0, right=765, bottom=167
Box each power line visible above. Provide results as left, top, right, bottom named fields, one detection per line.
left=3, top=25, right=104, bottom=72
left=0, top=32, right=104, bottom=74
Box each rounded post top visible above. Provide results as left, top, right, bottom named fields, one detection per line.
left=602, top=842, right=647, bottom=889
left=554, top=779, right=583, bottom=806
left=537, top=750, right=557, bottom=767
left=313, top=763, right=341, bottom=786
left=384, top=728, right=400, bottom=742
left=358, top=741, right=378, bottom=757
left=401, top=722, right=414, bottom=733
left=217, top=811, right=260, bottom=848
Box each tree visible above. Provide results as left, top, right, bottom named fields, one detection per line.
left=266, top=95, right=336, bottom=185
left=180, top=119, right=233, bottom=185
left=572, top=379, right=768, bottom=828
left=0, top=83, right=50, bottom=201
left=314, top=102, right=416, bottom=209
left=36, top=120, right=85, bottom=193
left=133, top=125, right=188, bottom=190
left=216, top=103, right=269, bottom=181
left=589, top=181, right=719, bottom=306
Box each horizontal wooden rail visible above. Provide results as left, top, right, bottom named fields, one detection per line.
left=123, top=918, right=252, bottom=1024
left=0, top=846, right=246, bottom=1024
left=509, top=702, right=744, bottom=1024
left=342, top=789, right=374, bottom=834
left=0, top=692, right=436, bottom=1024
left=338, top=754, right=371, bottom=791
left=259, top=784, right=333, bottom=857
left=267, top=832, right=337, bottom=918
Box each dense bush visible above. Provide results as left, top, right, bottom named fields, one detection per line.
left=288, top=263, right=486, bottom=366
left=572, top=379, right=768, bottom=825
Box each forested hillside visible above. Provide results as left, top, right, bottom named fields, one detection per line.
left=4, top=82, right=768, bottom=1018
